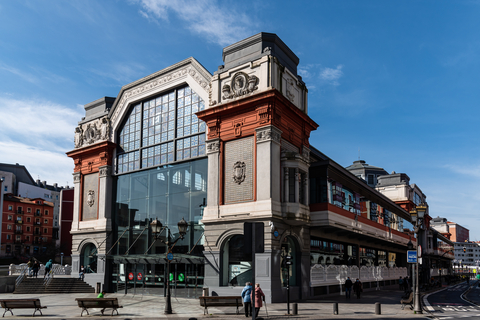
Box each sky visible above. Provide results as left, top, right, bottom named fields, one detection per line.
left=0, top=1, right=479, bottom=238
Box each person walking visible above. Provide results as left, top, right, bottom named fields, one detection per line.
left=399, top=276, right=404, bottom=290
left=44, top=259, right=53, bottom=278
left=250, top=283, right=265, bottom=317
left=345, top=277, right=353, bottom=298
left=241, top=282, right=253, bottom=317
left=353, top=278, right=363, bottom=299
left=32, top=260, right=39, bottom=278
left=403, top=276, right=410, bottom=292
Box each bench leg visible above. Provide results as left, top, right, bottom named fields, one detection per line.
left=80, top=307, right=89, bottom=317
left=3, top=308, right=13, bottom=317
left=112, top=308, right=119, bottom=316
left=32, top=307, right=43, bottom=316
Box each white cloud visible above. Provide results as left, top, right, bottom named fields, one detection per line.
left=319, top=65, right=343, bottom=86
left=86, top=62, right=147, bottom=86
left=0, top=96, right=82, bottom=186
left=135, top=0, right=255, bottom=46
left=0, top=141, right=74, bottom=187
left=444, top=163, right=480, bottom=179
left=0, top=63, right=38, bottom=83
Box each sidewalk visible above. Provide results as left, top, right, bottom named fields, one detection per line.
left=0, top=288, right=427, bottom=319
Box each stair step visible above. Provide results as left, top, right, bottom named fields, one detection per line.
left=14, top=277, right=96, bottom=294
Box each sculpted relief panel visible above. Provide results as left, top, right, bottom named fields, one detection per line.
left=74, top=116, right=111, bottom=149
left=222, top=72, right=259, bottom=101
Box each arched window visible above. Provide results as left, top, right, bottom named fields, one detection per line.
left=222, top=235, right=252, bottom=286
left=81, top=243, right=98, bottom=273
left=117, top=86, right=206, bottom=174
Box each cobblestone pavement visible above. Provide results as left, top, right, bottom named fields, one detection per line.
left=0, top=288, right=428, bottom=319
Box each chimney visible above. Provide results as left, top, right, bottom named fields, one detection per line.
left=42, top=181, right=47, bottom=188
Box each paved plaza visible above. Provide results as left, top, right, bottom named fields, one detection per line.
left=0, top=287, right=426, bottom=319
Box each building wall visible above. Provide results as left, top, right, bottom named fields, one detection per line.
left=1, top=195, right=54, bottom=257
left=448, top=222, right=469, bottom=242
left=59, top=188, right=74, bottom=256
left=0, top=172, right=15, bottom=194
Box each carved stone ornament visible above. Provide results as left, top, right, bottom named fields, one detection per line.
left=206, top=140, right=220, bottom=154
left=99, top=166, right=111, bottom=177
left=233, top=161, right=246, bottom=185
left=74, top=116, right=111, bottom=149
left=73, top=173, right=81, bottom=183
left=209, top=82, right=217, bottom=106
left=87, top=190, right=95, bottom=207
left=222, top=72, right=259, bottom=100
left=286, top=78, right=295, bottom=103
left=256, top=126, right=281, bottom=144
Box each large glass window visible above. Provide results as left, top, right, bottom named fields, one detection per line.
left=117, top=85, right=206, bottom=174
left=114, top=158, right=207, bottom=256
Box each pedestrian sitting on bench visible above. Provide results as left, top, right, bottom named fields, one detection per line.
left=97, top=290, right=106, bottom=315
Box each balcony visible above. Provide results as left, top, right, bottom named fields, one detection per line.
left=34, top=212, right=42, bottom=217
left=14, top=240, right=23, bottom=244
left=35, top=221, right=42, bottom=226
left=15, top=220, right=23, bottom=224
left=16, top=210, right=24, bottom=215
left=33, top=240, right=42, bottom=245
left=15, top=230, right=23, bottom=234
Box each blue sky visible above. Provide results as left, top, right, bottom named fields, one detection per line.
left=1, top=1, right=479, bottom=239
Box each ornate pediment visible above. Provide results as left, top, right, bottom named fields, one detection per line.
left=110, top=58, right=211, bottom=133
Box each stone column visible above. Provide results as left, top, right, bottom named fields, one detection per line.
left=205, top=139, right=220, bottom=218
left=98, top=165, right=112, bottom=232
left=255, top=125, right=282, bottom=202
left=71, top=172, right=81, bottom=232
left=294, top=168, right=300, bottom=203
left=284, top=168, right=289, bottom=202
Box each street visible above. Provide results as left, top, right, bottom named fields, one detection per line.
left=425, top=281, right=480, bottom=319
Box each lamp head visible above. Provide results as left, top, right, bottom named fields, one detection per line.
left=416, top=202, right=427, bottom=219
left=150, top=219, right=163, bottom=236
left=177, top=217, right=188, bottom=237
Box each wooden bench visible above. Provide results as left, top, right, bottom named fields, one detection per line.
left=0, top=299, right=47, bottom=317
left=199, top=296, right=242, bottom=315
left=75, top=298, right=123, bottom=317
left=400, top=292, right=414, bottom=310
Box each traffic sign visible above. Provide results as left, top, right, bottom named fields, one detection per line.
left=167, top=252, right=173, bottom=261
left=128, top=272, right=134, bottom=281
left=137, top=273, right=142, bottom=281
left=407, top=250, right=417, bottom=263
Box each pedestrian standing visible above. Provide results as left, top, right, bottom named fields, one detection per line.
left=345, top=277, right=353, bottom=298
left=403, top=276, right=409, bottom=292
left=79, top=265, right=85, bottom=281
left=241, top=282, right=253, bottom=317
left=32, top=260, right=39, bottom=278
left=44, top=259, right=53, bottom=278
left=250, top=283, right=265, bottom=317
left=353, top=278, right=363, bottom=299
left=399, top=276, right=404, bottom=290
left=27, top=259, right=33, bottom=277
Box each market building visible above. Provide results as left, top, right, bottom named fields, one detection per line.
left=67, top=32, right=416, bottom=302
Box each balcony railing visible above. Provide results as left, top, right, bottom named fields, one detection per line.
left=16, top=210, right=24, bottom=215
left=35, top=222, right=42, bottom=225
left=35, top=212, right=42, bottom=217
left=15, top=230, right=23, bottom=234
left=14, top=240, right=23, bottom=244
left=15, top=220, right=23, bottom=224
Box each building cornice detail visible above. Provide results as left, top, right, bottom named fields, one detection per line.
left=206, top=139, right=221, bottom=154
left=255, top=125, right=282, bottom=144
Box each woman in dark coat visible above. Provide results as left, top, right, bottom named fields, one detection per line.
left=353, top=278, right=363, bottom=299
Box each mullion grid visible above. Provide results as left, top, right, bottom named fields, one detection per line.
left=117, top=85, right=207, bottom=174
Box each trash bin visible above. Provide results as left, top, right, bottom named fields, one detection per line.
left=202, top=287, right=209, bottom=296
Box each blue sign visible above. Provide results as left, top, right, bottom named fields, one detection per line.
left=167, top=252, right=173, bottom=261
left=274, top=230, right=279, bottom=238
left=407, top=250, right=417, bottom=263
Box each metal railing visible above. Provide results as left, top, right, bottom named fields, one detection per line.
left=43, top=269, right=53, bottom=287
left=15, top=265, right=29, bottom=288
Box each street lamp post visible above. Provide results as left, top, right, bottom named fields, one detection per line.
left=150, top=217, right=188, bottom=314
left=410, top=203, right=427, bottom=314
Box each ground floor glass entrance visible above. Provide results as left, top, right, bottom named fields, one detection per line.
left=111, top=256, right=204, bottom=298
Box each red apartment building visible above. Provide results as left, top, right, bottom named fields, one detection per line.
left=1, top=194, right=54, bottom=257
left=447, top=221, right=469, bottom=242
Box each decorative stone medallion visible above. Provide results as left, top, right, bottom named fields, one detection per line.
left=233, top=161, right=246, bottom=185
left=222, top=72, right=259, bottom=100
left=87, top=190, right=95, bottom=207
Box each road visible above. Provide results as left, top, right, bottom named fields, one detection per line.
left=425, top=281, right=480, bottom=319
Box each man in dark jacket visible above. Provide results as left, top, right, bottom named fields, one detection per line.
left=345, top=277, right=353, bottom=298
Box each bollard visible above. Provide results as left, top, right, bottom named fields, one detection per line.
left=202, top=287, right=209, bottom=296
left=375, top=302, right=381, bottom=315
left=333, top=302, right=338, bottom=315
left=96, top=282, right=101, bottom=294
left=292, top=302, right=298, bottom=315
